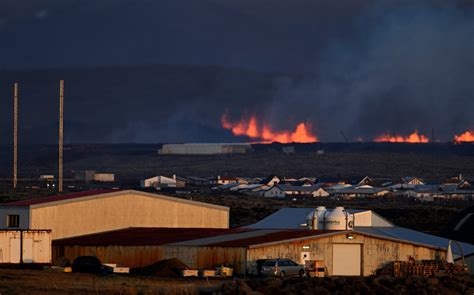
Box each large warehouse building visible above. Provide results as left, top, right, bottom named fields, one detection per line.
left=0, top=190, right=229, bottom=240
left=158, top=143, right=252, bottom=155
left=52, top=207, right=474, bottom=276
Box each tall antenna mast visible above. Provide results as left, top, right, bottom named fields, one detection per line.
left=13, top=83, right=18, bottom=189
left=58, top=80, right=64, bottom=193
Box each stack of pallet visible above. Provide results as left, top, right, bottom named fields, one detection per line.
left=445, top=263, right=469, bottom=276
left=381, top=260, right=442, bottom=277
left=421, top=261, right=439, bottom=276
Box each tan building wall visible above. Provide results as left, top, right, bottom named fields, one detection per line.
left=30, top=191, right=229, bottom=240
left=55, top=245, right=246, bottom=271
left=247, top=233, right=446, bottom=276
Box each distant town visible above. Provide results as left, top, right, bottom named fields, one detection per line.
left=11, top=170, right=473, bottom=203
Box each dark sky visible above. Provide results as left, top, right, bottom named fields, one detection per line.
left=0, top=0, right=473, bottom=143
left=0, top=0, right=371, bottom=72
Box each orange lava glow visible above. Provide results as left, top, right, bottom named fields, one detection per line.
left=221, top=113, right=318, bottom=143
left=454, top=130, right=474, bottom=143
left=374, top=131, right=429, bottom=143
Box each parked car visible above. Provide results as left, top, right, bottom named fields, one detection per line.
left=72, top=256, right=103, bottom=273
left=260, top=259, right=305, bottom=277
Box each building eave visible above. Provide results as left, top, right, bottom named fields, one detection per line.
left=27, top=190, right=229, bottom=211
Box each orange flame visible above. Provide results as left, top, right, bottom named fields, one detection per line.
left=221, top=113, right=318, bottom=143
left=374, top=131, right=429, bottom=143
left=454, top=130, right=474, bottom=143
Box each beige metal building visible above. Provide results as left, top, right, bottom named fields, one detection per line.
left=52, top=207, right=474, bottom=275
left=0, top=190, right=229, bottom=240
left=158, top=143, right=252, bottom=155
left=52, top=227, right=473, bottom=276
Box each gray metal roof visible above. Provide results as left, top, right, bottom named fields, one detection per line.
left=276, top=184, right=324, bottom=193
left=334, top=187, right=390, bottom=194
left=213, top=182, right=240, bottom=190
left=354, top=226, right=474, bottom=257
left=246, top=208, right=366, bottom=229
left=246, top=208, right=314, bottom=229
left=245, top=208, right=474, bottom=257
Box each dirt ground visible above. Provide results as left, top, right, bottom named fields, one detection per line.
left=0, top=268, right=229, bottom=295
left=0, top=268, right=472, bottom=295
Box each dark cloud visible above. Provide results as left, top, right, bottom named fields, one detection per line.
left=0, top=0, right=473, bottom=142
left=261, top=1, right=474, bottom=141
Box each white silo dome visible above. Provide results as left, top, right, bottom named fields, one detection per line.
left=325, top=207, right=349, bottom=230
left=305, top=206, right=327, bottom=230
left=305, top=211, right=316, bottom=229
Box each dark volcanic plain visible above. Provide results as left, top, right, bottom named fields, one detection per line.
left=1, top=143, right=474, bottom=181
left=0, top=143, right=473, bottom=237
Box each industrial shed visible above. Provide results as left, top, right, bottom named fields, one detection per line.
left=170, top=225, right=474, bottom=276
left=0, top=190, right=229, bottom=239
left=0, top=230, right=51, bottom=264
left=52, top=226, right=474, bottom=276
left=158, top=143, right=252, bottom=155
left=47, top=206, right=474, bottom=275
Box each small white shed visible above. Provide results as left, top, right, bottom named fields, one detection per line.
left=0, top=230, right=51, bottom=264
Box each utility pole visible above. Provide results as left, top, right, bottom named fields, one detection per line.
left=340, top=130, right=348, bottom=143
left=58, top=80, right=64, bottom=193
left=13, top=83, right=18, bottom=189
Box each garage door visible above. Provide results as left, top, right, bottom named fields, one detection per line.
left=332, top=244, right=361, bottom=276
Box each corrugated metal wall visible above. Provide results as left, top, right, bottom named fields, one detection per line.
left=247, top=233, right=446, bottom=276
left=0, top=230, right=51, bottom=264
left=54, top=245, right=246, bottom=272
left=30, top=191, right=229, bottom=239
left=54, top=233, right=447, bottom=276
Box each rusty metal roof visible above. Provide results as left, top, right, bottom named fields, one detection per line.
left=53, top=227, right=337, bottom=248
left=52, top=227, right=253, bottom=246
left=4, top=189, right=119, bottom=206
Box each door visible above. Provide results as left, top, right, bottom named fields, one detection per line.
left=9, top=239, right=20, bottom=263
left=332, top=244, right=361, bottom=276
left=9, top=238, right=34, bottom=263
left=23, top=238, right=33, bottom=263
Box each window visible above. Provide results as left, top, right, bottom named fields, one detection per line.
left=262, top=260, right=277, bottom=266
left=7, top=215, right=20, bottom=228
left=287, top=261, right=298, bottom=266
